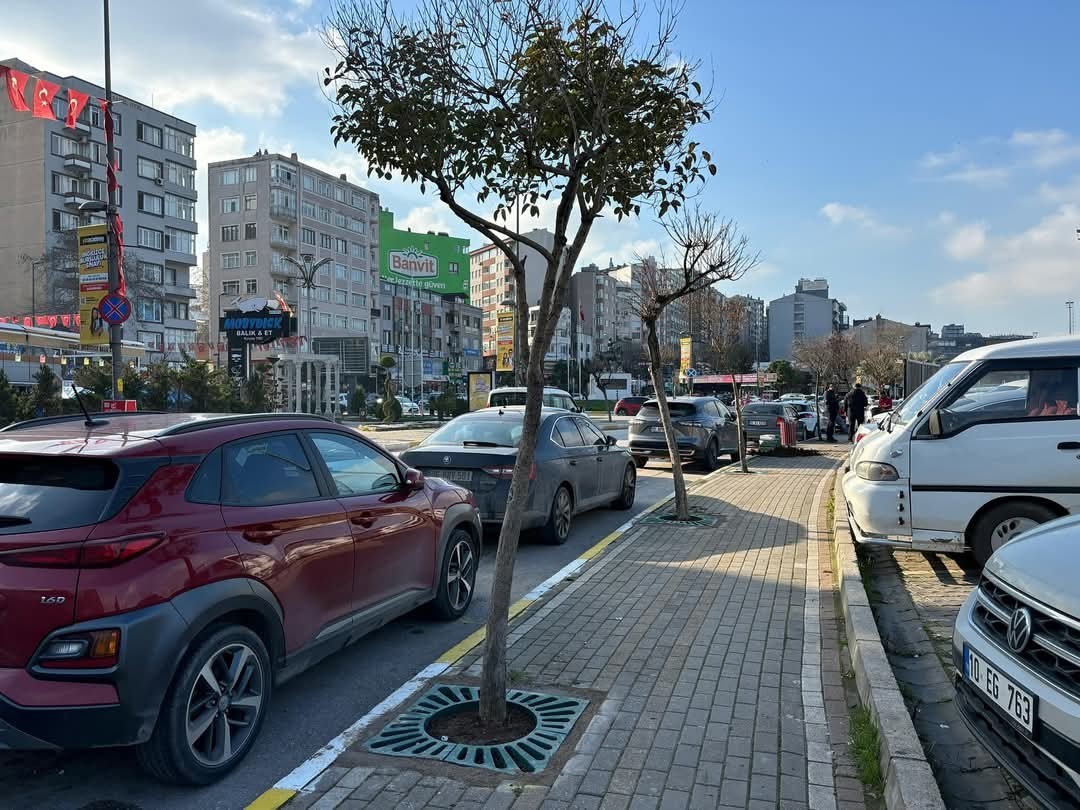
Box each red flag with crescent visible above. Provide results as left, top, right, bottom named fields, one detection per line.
left=31, top=77, right=59, bottom=120
left=61, top=315, right=71, bottom=328
left=114, top=213, right=126, bottom=295
left=64, top=88, right=90, bottom=129
left=3, top=67, right=30, bottom=112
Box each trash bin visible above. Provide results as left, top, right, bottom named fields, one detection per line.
left=777, top=416, right=796, bottom=447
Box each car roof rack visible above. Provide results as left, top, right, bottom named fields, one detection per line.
left=0, top=411, right=167, bottom=433
left=155, top=412, right=333, bottom=437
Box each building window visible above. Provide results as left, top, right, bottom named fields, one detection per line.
left=334, top=212, right=348, bottom=228
left=136, top=121, right=162, bottom=147
left=317, top=178, right=332, bottom=197
left=163, top=126, right=193, bottom=158
left=244, top=165, right=257, bottom=183
left=222, top=280, right=241, bottom=296
left=319, top=232, right=333, bottom=250
left=137, top=262, right=162, bottom=284
left=316, top=287, right=330, bottom=303
left=245, top=223, right=257, bottom=240
left=317, top=206, right=331, bottom=224
left=241, top=250, right=257, bottom=267
left=137, top=226, right=164, bottom=250
left=220, top=196, right=240, bottom=214
left=350, top=242, right=363, bottom=259
left=302, top=173, right=315, bottom=191
left=302, top=201, right=316, bottom=218
left=222, top=252, right=241, bottom=269
left=301, top=228, right=315, bottom=246
left=449, top=262, right=459, bottom=275
left=221, top=225, right=240, bottom=242
left=167, top=162, right=195, bottom=189
left=269, top=188, right=296, bottom=212
left=352, top=293, right=367, bottom=308
left=334, top=314, right=348, bottom=329
left=52, top=210, right=78, bottom=232
left=348, top=218, right=364, bottom=234
left=112, top=112, right=122, bottom=135
left=244, top=193, right=257, bottom=211
left=165, top=328, right=195, bottom=351
left=335, top=263, right=348, bottom=280
left=245, top=279, right=258, bottom=294
left=220, top=169, right=240, bottom=185
left=334, top=290, right=347, bottom=305
left=434, top=315, right=442, bottom=328
left=138, top=330, right=163, bottom=351
left=138, top=191, right=164, bottom=216
left=164, top=300, right=190, bottom=320
left=138, top=298, right=163, bottom=323
left=335, top=238, right=347, bottom=254
left=165, top=194, right=195, bottom=221
left=271, top=162, right=295, bottom=185
left=165, top=228, right=196, bottom=255
left=272, top=224, right=289, bottom=243
left=320, top=313, right=332, bottom=328
left=351, top=269, right=365, bottom=284
left=350, top=191, right=367, bottom=210
left=137, top=157, right=162, bottom=180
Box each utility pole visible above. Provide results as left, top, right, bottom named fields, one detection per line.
left=102, top=0, right=122, bottom=398
left=1069, top=300, right=1075, bottom=336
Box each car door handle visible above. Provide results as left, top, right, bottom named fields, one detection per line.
left=350, top=513, right=376, bottom=528
left=569, top=460, right=577, bottom=466
left=597, top=457, right=604, bottom=462
left=1058, top=442, right=1080, bottom=450
left=243, top=528, right=281, bottom=544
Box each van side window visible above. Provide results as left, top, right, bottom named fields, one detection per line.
left=938, top=367, right=1077, bottom=433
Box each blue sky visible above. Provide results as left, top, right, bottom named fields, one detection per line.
left=4, top=1, right=1079, bottom=336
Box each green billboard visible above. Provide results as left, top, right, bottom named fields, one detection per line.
left=379, top=210, right=470, bottom=296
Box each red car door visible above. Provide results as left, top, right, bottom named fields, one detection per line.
left=306, top=431, right=437, bottom=612
left=219, top=432, right=355, bottom=653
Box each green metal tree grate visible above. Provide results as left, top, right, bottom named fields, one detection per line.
left=365, top=684, right=589, bottom=774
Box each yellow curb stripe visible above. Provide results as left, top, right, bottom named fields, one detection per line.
left=435, top=597, right=537, bottom=665
left=577, top=529, right=622, bottom=560
left=244, top=787, right=297, bottom=810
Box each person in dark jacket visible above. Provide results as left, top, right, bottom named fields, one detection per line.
left=845, top=383, right=869, bottom=443
left=825, top=385, right=840, bottom=442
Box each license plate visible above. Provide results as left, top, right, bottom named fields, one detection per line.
left=431, top=469, right=472, bottom=483
left=964, top=644, right=1036, bottom=733
left=649, top=426, right=665, bottom=433
left=749, top=419, right=767, bottom=426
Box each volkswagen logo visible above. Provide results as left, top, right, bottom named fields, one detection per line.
left=443, top=455, right=452, bottom=465
left=1007, top=607, right=1033, bottom=653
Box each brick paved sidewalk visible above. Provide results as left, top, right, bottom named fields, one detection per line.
left=282, top=449, right=870, bottom=810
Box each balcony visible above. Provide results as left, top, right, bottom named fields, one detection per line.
left=63, top=191, right=93, bottom=208
left=164, top=283, right=196, bottom=299
left=269, top=204, right=296, bottom=222
left=270, top=174, right=296, bottom=190
left=64, top=154, right=93, bottom=175
left=270, top=233, right=297, bottom=250
left=72, top=120, right=91, bottom=138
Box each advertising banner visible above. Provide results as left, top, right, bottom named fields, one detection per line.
left=496, top=311, right=515, bottom=372
left=468, top=371, right=493, bottom=412
left=78, top=223, right=110, bottom=345
left=379, top=210, right=470, bottom=295
left=679, top=336, right=692, bottom=377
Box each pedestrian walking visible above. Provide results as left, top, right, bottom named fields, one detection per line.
left=825, top=384, right=840, bottom=442
left=845, top=382, right=869, bottom=443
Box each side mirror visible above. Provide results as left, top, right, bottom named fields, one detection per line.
left=403, top=468, right=426, bottom=490
left=606, top=434, right=617, bottom=446
left=928, top=409, right=942, bottom=437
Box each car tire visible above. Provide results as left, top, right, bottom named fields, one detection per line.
left=136, top=625, right=271, bottom=785
left=611, top=464, right=636, bottom=510
left=730, top=446, right=741, bottom=462
left=541, top=485, right=573, bottom=545
left=430, top=528, right=478, bottom=620
left=633, top=456, right=648, bottom=469
left=615, top=408, right=627, bottom=416
left=970, top=501, right=1057, bottom=567
left=703, top=438, right=721, bottom=471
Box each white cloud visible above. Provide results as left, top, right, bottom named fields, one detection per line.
left=1038, top=176, right=1080, bottom=204
left=941, top=164, right=1010, bottom=187
left=944, top=223, right=988, bottom=260
left=819, top=203, right=905, bottom=238
left=194, top=126, right=250, bottom=252
left=1010, top=129, right=1080, bottom=168
left=399, top=205, right=456, bottom=235
left=919, top=146, right=965, bottom=169
left=0, top=1, right=331, bottom=118
left=936, top=211, right=957, bottom=226
left=932, top=205, right=1080, bottom=310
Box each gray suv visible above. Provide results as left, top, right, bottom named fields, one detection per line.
left=628, top=397, right=738, bottom=470
left=953, top=515, right=1080, bottom=806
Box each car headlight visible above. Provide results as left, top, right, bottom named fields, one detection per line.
left=856, top=461, right=899, bottom=482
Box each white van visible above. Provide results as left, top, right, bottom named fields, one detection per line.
left=487, top=386, right=580, bottom=412
left=844, top=335, right=1080, bottom=566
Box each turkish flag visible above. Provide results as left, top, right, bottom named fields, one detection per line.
left=31, top=77, right=59, bottom=120
left=61, top=315, right=71, bottom=328
left=22, top=317, right=31, bottom=328
left=35, top=316, right=48, bottom=327
left=64, top=88, right=90, bottom=129
left=114, top=213, right=126, bottom=295
left=74, top=314, right=81, bottom=327
left=3, top=67, right=30, bottom=112
left=48, top=316, right=58, bottom=329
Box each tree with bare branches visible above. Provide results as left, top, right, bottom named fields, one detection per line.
left=827, top=332, right=863, bottom=387
left=702, top=296, right=753, bottom=471
left=324, top=0, right=715, bottom=725
left=792, top=335, right=832, bottom=438
left=631, top=208, right=757, bottom=519
left=858, top=326, right=907, bottom=395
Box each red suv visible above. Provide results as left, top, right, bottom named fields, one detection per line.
left=0, top=412, right=480, bottom=784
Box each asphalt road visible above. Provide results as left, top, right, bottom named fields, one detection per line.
left=0, top=454, right=713, bottom=810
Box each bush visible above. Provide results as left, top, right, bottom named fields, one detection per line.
left=382, top=395, right=403, bottom=422
left=349, top=384, right=367, bottom=416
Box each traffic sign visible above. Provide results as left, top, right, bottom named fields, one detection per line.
left=99, top=293, right=132, bottom=325
left=685, top=368, right=698, bottom=378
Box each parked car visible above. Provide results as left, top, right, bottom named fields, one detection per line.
left=953, top=514, right=1080, bottom=806
left=401, top=408, right=636, bottom=543
left=775, top=398, right=818, bottom=440
left=0, top=412, right=479, bottom=784
left=845, top=334, right=1080, bottom=566
left=396, top=397, right=421, bottom=415
left=628, top=396, right=739, bottom=470
left=614, top=396, right=647, bottom=416
left=487, top=386, right=579, bottom=412
left=740, top=401, right=801, bottom=448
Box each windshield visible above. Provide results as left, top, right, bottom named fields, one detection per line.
left=891, top=362, right=970, bottom=427
left=421, top=415, right=523, bottom=447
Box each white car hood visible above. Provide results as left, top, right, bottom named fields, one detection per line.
left=986, top=514, right=1080, bottom=619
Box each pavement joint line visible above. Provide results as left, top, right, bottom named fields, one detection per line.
left=243, top=461, right=733, bottom=810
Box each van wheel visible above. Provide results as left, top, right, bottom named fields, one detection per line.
left=136, top=626, right=270, bottom=785
left=970, top=502, right=1057, bottom=567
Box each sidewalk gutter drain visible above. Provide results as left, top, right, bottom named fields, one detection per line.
left=364, top=684, right=588, bottom=774
left=638, top=513, right=723, bottom=528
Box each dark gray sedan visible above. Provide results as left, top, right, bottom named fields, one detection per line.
left=400, top=408, right=637, bottom=544
left=741, top=401, right=800, bottom=447
left=628, top=397, right=739, bottom=470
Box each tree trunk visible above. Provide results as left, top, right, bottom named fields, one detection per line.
left=732, top=378, right=749, bottom=474
left=644, top=319, right=691, bottom=520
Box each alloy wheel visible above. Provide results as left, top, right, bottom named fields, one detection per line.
left=622, top=467, right=636, bottom=506
left=990, top=517, right=1039, bottom=552
left=555, top=488, right=572, bottom=539
left=185, top=643, right=265, bottom=767
left=446, top=537, right=475, bottom=611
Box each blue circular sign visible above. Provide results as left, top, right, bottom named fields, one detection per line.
left=685, top=368, right=698, bottom=378
left=100, top=293, right=132, bottom=325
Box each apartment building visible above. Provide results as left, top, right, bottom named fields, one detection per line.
left=0, top=58, right=198, bottom=360
left=608, top=259, right=688, bottom=354
left=571, top=264, right=619, bottom=352
left=767, top=278, right=848, bottom=361
left=207, top=151, right=381, bottom=385
left=727, top=294, right=767, bottom=363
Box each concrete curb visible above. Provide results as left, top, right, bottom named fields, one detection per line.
left=830, top=475, right=945, bottom=810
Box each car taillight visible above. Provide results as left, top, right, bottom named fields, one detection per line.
left=482, top=464, right=536, bottom=480
left=1, top=533, right=164, bottom=569
left=38, top=629, right=121, bottom=669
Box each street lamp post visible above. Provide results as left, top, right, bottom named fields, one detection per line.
left=501, top=296, right=518, bottom=387
left=282, top=254, right=331, bottom=353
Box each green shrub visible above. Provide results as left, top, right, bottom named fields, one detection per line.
left=382, top=396, right=403, bottom=422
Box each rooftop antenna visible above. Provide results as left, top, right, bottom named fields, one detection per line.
left=72, top=385, right=106, bottom=427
